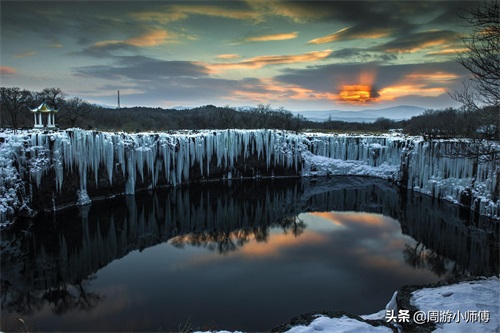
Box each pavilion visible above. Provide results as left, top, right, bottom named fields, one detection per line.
left=30, top=102, right=58, bottom=129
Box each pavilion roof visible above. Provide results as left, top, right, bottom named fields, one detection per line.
left=29, top=102, right=58, bottom=113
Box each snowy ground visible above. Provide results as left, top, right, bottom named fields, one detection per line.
left=193, top=276, right=499, bottom=333
left=410, top=276, right=499, bottom=333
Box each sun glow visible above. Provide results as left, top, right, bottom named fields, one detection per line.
left=337, top=69, right=380, bottom=104
left=338, top=84, right=378, bottom=104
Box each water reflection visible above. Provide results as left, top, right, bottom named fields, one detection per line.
left=1, top=177, right=498, bottom=331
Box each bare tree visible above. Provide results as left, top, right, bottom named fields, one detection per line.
left=37, top=87, right=66, bottom=109
left=250, top=104, right=272, bottom=128
left=452, top=0, right=499, bottom=110
left=0, top=87, right=33, bottom=128
left=216, top=105, right=237, bottom=129
left=60, top=97, right=92, bottom=128
left=446, top=0, right=500, bottom=165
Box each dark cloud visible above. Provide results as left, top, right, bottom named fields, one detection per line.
left=72, top=56, right=262, bottom=104
left=297, top=1, right=478, bottom=57
left=371, top=30, right=461, bottom=53
left=73, top=56, right=209, bottom=80
left=329, top=48, right=398, bottom=63
left=426, top=1, right=482, bottom=26
left=74, top=43, right=138, bottom=58
left=276, top=60, right=468, bottom=94
left=0, top=1, right=167, bottom=47
left=103, top=76, right=264, bottom=107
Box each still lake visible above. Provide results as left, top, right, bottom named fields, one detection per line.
left=1, top=177, right=498, bottom=332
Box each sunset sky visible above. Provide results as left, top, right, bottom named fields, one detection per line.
left=0, top=1, right=479, bottom=111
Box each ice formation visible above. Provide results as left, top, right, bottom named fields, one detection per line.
left=406, top=139, right=499, bottom=218
left=0, top=128, right=498, bottom=224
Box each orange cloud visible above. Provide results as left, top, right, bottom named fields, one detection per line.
left=309, top=212, right=343, bottom=226
left=239, top=232, right=326, bottom=258
left=126, top=30, right=172, bottom=47
left=387, top=40, right=449, bottom=53
left=216, top=54, right=242, bottom=60
left=204, top=49, right=333, bottom=73
left=226, top=78, right=337, bottom=103
left=308, top=27, right=391, bottom=44
left=130, top=10, right=187, bottom=24
left=374, top=70, right=458, bottom=101
left=245, top=32, right=298, bottom=42
left=172, top=4, right=259, bottom=21
left=307, top=27, right=350, bottom=44
left=15, top=51, right=37, bottom=58
left=132, top=5, right=260, bottom=23
left=0, top=66, right=16, bottom=75
left=310, top=211, right=387, bottom=227
left=379, top=85, right=445, bottom=99
left=406, top=72, right=459, bottom=81
left=168, top=229, right=326, bottom=265
left=93, top=29, right=183, bottom=49
left=426, top=48, right=467, bottom=56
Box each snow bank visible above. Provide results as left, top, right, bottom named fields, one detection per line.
left=411, top=276, right=500, bottom=333
left=192, top=314, right=395, bottom=333
left=283, top=315, right=394, bottom=333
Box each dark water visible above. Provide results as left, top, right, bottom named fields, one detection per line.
left=1, top=177, right=498, bottom=332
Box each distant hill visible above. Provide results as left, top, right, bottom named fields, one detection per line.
left=145, top=104, right=426, bottom=123
left=296, top=105, right=426, bottom=122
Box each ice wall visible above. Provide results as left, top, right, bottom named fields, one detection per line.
left=307, top=135, right=410, bottom=167
left=405, top=139, right=499, bottom=218
left=0, top=129, right=498, bottom=224
left=0, top=129, right=305, bottom=221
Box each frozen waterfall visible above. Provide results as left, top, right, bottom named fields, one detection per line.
left=0, top=129, right=498, bottom=224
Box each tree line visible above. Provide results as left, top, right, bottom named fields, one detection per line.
left=0, top=86, right=497, bottom=141
left=0, top=87, right=92, bottom=130
left=0, top=87, right=308, bottom=132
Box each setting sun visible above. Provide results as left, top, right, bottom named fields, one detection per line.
left=338, top=84, right=379, bottom=104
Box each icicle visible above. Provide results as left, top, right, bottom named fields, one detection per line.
left=105, top=136, right=114, bottom=185
left=125, top=149, right=135, bottom=195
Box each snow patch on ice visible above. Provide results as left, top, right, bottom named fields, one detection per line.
left=411, top=276, right=500, bottom=333
left=301, top=150, right=399, bottom=179
left=283, top=315, right=394, bottom=333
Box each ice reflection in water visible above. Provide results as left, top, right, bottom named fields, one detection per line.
left=1, top=177, right=498, bottom=332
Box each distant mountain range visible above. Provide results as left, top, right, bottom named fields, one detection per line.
left=170, top=105, right=427, bottom=122
left=295, top=105, right=427, bottom=122
left=167, top=105, right=427, bottom=123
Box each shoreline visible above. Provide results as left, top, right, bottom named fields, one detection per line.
left=265, top=275, right=500, bottom=333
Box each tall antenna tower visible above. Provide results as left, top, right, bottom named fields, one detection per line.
left=117, top=90, right=121, bottom=109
